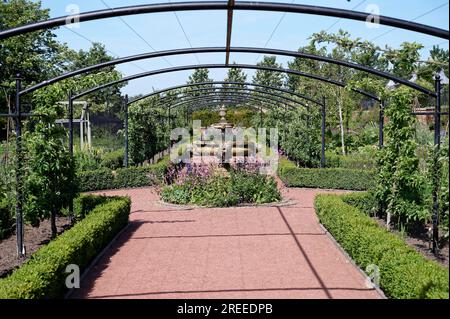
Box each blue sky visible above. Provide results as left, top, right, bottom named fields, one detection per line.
left=34, top=0, right=449, bottom=96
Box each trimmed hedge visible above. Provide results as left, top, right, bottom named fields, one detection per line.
left=78, top=156, right=169, bottom=192
left=341, top=192, right=377, bottom=215
left=325, top=152, right=376, bottom=170
left=0, top=196, right=131, bottom=299
left=279, top=166, right=375, bottom=190
left=315, top=194, right=449, bottom=299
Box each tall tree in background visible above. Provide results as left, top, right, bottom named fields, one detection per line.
left=0, top=0, right=62, bottom=138
left=223, top=64, right=247, bottom=106
left=186, top=68, right=213, bottom=99
left=252, top=56, right=284, bottom=90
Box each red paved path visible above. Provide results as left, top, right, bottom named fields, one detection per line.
left=70, top=187, right=382, bottom=299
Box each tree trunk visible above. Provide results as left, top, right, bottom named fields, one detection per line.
left=337, top=89, right=346, bottom=156
left=51, top=209, right=57, bottom=239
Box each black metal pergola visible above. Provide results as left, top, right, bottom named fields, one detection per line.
left=0, top=1, right=448, bottom=256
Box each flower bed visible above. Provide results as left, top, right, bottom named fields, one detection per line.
left=161, top=163, right=281, bottom=207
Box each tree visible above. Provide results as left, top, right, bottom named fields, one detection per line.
left=0, top=0, right=62, bottom=137
left=252, top=56, right=284, bottom=90
left=186, top=68, right=213, bottom=99
left=223, top=63, right=247, bottom=106
left=23, top=88, right=77, bottom=238
left=375, top=88, right=429, bottom=228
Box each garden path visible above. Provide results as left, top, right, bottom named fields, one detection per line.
left=70, top=187, right=383, bottom=299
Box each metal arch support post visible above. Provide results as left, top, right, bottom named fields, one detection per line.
left=68, top=91, right=74, bottom=224
left=320, top=97, right=326, bottom=168
left=432, top=76, right=442, bottom=253
left=14, top=75, right=25, bottom=258
left=124, top=95, right=129, bottom=168
left=379, top=100, right=384, bottom=149
left=225, top=0, right=235, bottom=65
left=168, top=103, right=171, bottom=150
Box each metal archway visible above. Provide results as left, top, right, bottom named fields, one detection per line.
left=129, top=81, right=323, bottom=106
left=153, top=86, right=309, bottom=109
left=17, top=47, right=433, bottom=97
left=3, top=0, right=447, bottom=257
left=71, top=63, right=380, bottom=101
left=1, top=1, right=447, bottom=39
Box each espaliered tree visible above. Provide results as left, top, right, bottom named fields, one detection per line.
left=375, top=87, right=429, bottom=228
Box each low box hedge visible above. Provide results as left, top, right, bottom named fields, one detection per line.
left=325, top=152, right=376, bottom=170
left=78, top=156, right=169, bottom=192
left=314, top=194, right=449, bottom=299
left=340, top=191, right=377, bottom=215
left=0, top=195, right=131, bottom=299
left=279, top=166, right=375, bottom=190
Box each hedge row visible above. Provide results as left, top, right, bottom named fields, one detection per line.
left=0, top=195, right=131, bottom=299
left=340, top=191, right=377, bottom=215
left=315, top=194, right=449, bottom=299
left=279, top=166, right=375, bottom=190
left=325, top=152, right=376, bottom=170
left=78, top=156, right=169, bottom=192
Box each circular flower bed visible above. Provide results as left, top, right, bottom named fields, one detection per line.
left=160, top=162, right=281, bottom=207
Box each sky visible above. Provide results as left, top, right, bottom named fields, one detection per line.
left=31, top=0, right=450, bottom=97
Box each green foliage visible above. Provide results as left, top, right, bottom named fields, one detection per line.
left=325, top=150, right=377, bottom=170
left=0, top=196, right=131, bottom=299
left=253, top=56, right=285, bottom=89
left=279, top=108, right=321, bottom=168
left=100, top=149, right=124, bottom=170
left=375, top=88, right=430, bottom=225
left=315, top=194, right=449, bottom=299
left=161, top=171, right=281, bottom=207
left=23, top=101, right=77, bottom=235
left=278, top=158, right=374, bottom=190
left=0, top=198, right=12, bottom=240
left=128, top=97, right=182, bottom=164
left=77, top=156, right=169, bottom=192
left=341, top=192, right=377, bottom=216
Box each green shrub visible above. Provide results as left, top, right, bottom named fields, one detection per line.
left=314, top=194, right=449, bottom=299
left=279, top=166, right=375, bottom=190
left=77, top=168, right=114, bottom=192
left=78, top=156, right=170, bottom=192
left=341, top=192, right=377, bottom=215
left=100, top=149, right=124, bottom=170
left=72, top=194, right=116, bottom=220
left=0, top=196, right=131, bottom=299
left=161, top=171, right=281, bottom=207
left=0, top=199, right=12, bottom=240
left=326, top=152, right=376, bottom=170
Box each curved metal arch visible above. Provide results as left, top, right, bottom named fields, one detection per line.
left=159, top=92, right=297, bottom=111
left=72, top=63, right=380, bottom=101
left=153, top=86, right=309, bottom=109
left=21, top=47, right=432, bottom=96
left=164, top=96, right=288, bottom=118
left=1, top=1, right=447, bottom=40
left=129, top=81, right=323, bottom=106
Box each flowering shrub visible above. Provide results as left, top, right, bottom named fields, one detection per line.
left=160, top=163, right=281, bottom=207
